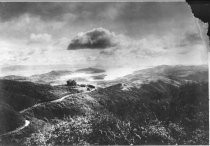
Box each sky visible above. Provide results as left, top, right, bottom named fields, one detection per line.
left=0, top=2, right=208, bottom=71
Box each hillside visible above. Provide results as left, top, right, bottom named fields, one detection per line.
left=1, top=75, right=30, bottom=81
left=97, top=65, right=208, bottom=87
left=18, top=79, right=208, bottom=145
left=0, top=65, right=208, bottom=145
left=0, top=103, right=25, bottom=135
left=0, top=80, right=58, bottom=111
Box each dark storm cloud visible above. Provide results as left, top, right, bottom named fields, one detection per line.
left=68, top=28, right=118, bottom=50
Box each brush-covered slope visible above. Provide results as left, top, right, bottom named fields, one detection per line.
left=1, top=65, right=208, bottom=145
left=0, top=79, right=58, bottom=111
left=0, top=103, right=24, bottom=135
left=19, top=80, right=208, bottom=145
left=21, top=93, right=101, bottom=120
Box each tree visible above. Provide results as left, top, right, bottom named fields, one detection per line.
left=67, top=80, right=77, bottom=87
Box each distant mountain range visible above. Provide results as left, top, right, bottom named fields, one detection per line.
left=75, top=67, right=105, bottom=74
left=30, top=70, right=72, bottom=84
left=98, top=65, right=208, bottom=87
left=1, top=67, right=106, bottom=85
left=1, top=75, right=30, bottom=81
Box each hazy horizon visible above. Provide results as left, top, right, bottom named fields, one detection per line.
left=0, top=63, right=208, bottom=78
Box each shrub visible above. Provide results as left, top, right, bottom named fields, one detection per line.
left=24, top=132, right=48, bottom=146
left=48, top=116, right=92, bottom=145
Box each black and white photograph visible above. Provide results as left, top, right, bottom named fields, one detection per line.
left=0, top=1, right=209, bottom=145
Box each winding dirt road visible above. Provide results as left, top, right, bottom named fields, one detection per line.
left=2, top=88, right=95, bottom=137
left=0, top=120, right=30, bottom=137
left=20, top=89, right=93, bottom=113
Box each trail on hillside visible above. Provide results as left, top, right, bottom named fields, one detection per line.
left=2, top=87, right=95, bottom=137
left=20, top=89, right=93, bottom=114
left=0, top=120, right=30, bottom=137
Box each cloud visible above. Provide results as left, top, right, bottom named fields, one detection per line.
left=30, top=33, right=52, bottom=43
left=67, top=28, right=118, bottom=50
